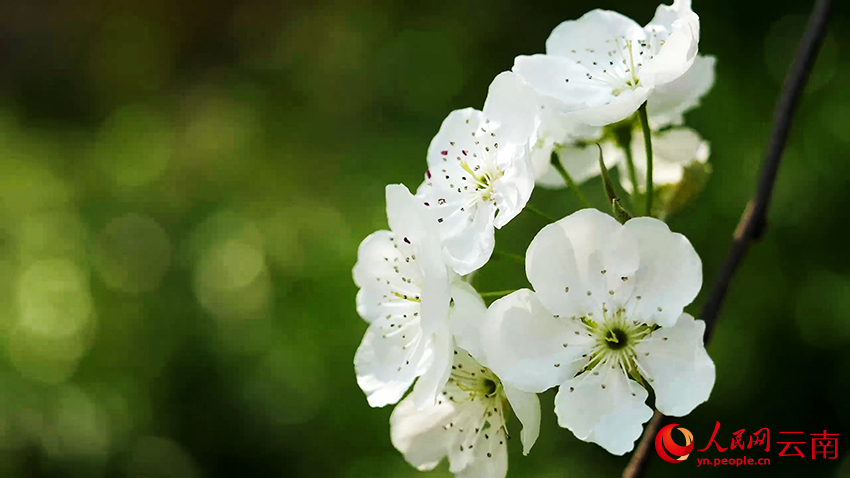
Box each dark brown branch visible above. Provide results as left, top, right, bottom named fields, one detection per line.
left=622, top=0, right=833, bottom=476
left=621, top=411, right=664, bottom=478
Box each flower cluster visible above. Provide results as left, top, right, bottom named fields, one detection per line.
left=352, top=1, right=716, bottom=475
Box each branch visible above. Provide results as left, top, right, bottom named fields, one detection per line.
left=622, top=0, right=833, bottom=476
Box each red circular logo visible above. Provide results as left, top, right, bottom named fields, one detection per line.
left=655, top=423, right=694, bottom=463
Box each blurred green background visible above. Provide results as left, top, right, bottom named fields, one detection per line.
left=0, top=0, right=848, bottom=476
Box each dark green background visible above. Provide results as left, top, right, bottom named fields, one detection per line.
left=0, top=0, right=847, bottom=476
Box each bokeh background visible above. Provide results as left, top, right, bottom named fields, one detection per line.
left=0, top=0, right=848, bottom=476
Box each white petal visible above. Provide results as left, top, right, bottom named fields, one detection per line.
left=411, top=329, right=453, bottom=409
left=492, top=145, right=534, bottom=229
left=569, top=87, right=651, bottom=127
left=514, top=55, right=610, bottom=109
left=352, top=231, right=423, bottom=323
left=623, top=217, right=702, bottom=327
left=420, top=267, right=452, bottom=339
left=480, top=290, right=594, bottom=393
left=355, top=286, right=420, bottom=325
left=530, top=137, right=557, bottom=182
left=438, top=200, right=497, bottom=275
left=526, top=209, right=639, bottom=318
left=390, top=392, right=457, bottom=471
left=386, top=184, right=435, bottom=249
left=448, top=281, right=488, bottom=364
left=450, top=410, right=510, bottom=478
left=648, top=55, right=716, bottom=128
left=385, top=186, right=454, bottom=353
left=423, top=109, right=532, bottom=274
left=635, top=313, right=715, bottom=416
left=354, top=319, right=430, bottom=407
left=482, top=71, right=538, bottom=145
left=554, top=368, right=653, bottom=455
left=620, top=127, right=710, bottom=193
left=503, top=385, right=541, bottom=455
left=530, top=111, right=603, bottom=185
left=392, top=349, right=513, bottom=477
left=448, top=352, right=511, bottom=478
left=385, top=184, right=449, bottom=289
left=455, top=438, right=508, bottom=478
left=525, top=220, right=587, bottom=319
left=513, top=55, right=650, bottom=126
left=540, top=106, right=602, bottom=144
left=640, top=9, right=699, bottom=87
left=546, top=10, right=645, bottom=58
left=426, top=108, right=485, bottom=169
left=646, top=0, right=699, bottom=44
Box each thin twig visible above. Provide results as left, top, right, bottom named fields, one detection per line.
left=550, top=152, right=593, bottom=209
left=478, top=290, right=518, bottom=299
left=491, top=251, right=526, bottom=265
left=614, top=126, right=641, bottom=211
left=622, top=411, right=664, bottom=478
left=622, top=0, right=833, bottom=476
left=637, top=103, right=653, bottom=216
left=702, top=0, right=832, bottom=342
left=523, top=204, right=557, bottom=223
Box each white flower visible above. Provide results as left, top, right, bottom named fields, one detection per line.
left=391, top=345, right=541, bottom=478
left=482, top=71, right=605, bottom=186
left=418, top=74, right=536, bottom=275
left=647, top=55, right=716, bottom=129
left=480, top=209, right=714, bottom=455
left=512, top=0, right=701, bottom=126
left=391, top=283, right=540, bottom=478
left=615, top=127, right=710, bottom=193
left=535, top=54, right=714, bottom=190
left=353, top=184, right=456, bottom=408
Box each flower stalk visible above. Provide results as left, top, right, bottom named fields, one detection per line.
left=551, top=151, right=593, bottom=209
left=492, top=251, right=526, bottom=265
left=613, top=123, right=641, bottom=210
left=479, top=290, right=519, bottom=300
left=523, top=204, right=556, bottom=223
left=637, top=103, right=653, bottom=216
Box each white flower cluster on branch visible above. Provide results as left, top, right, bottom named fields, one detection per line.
left=352, top=1, right=717, bottom=476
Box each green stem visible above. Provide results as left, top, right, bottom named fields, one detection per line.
left=550, top=152, right=593, bottom=209
left=615, top=130, right=641, bottom=211
left=479, top=290, right=518, bottom=299
left=492, top=251, right=525, bottom=265
left=523, top=204, right=556, bottom=223
left=638, top=102, right=654, bottom=216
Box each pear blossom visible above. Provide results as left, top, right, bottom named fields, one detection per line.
left=353, top=184, right=456, bottom=408
left=390, top=283, right=540, bottom=478
left=418, top=73, right=536, bottom=275
left=647, top=55, right=716, bottom=129
left=480, top=209, right=714, bottom=455
left=512, top=0, right=701, bottom=127
left=482, top=70, right=610, bottom=186
left=391, top=350, right=541, bottom=478
left=534, top=54, right=715, bottom=190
